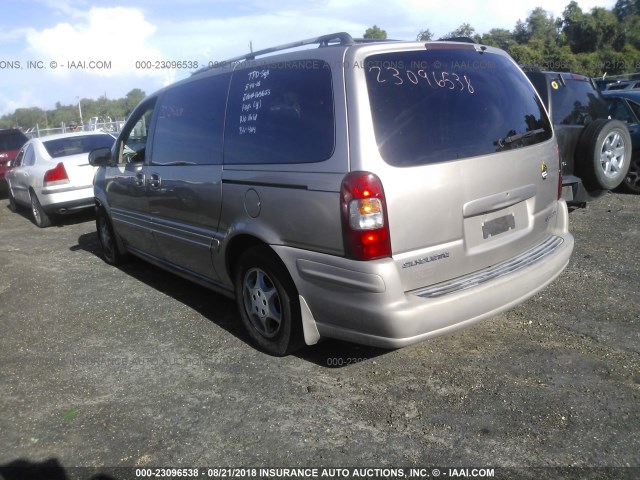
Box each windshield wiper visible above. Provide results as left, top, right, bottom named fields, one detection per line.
left=497, top=128, right=546, bottom=147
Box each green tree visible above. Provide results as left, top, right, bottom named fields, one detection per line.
left=528, top=7, right=561, bottom=43
left=514, top=19, right=533, bottom=44
left=363, top=25, right=387, bottom=40
left=0, top=88, right=147, bottom=130
left=562, top=2, right=595, bottom=53
left=593, top=7, right=623, bottom=50
left=480, top=28, right=513, bottom=49
left=622, top=14, right=640, bottom=49
left=613, top=0, right=640, bottom=20
left=563, top=2, right=627, bottom=54
left=12, top=108, right=44, bottom=130
left=124, top=88, right=146, bottom=116
left=508, top=43, right=544, bottom=68
left=443, top=23, right=477, bottom=40
left=416, top=29, right=433, bottom=41
left=513, top=8, right=560, bottom=45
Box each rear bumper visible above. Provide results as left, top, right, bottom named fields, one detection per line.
left=39, top=185, right=95, bottom=214
left=274, top=201, right=574, bottom=349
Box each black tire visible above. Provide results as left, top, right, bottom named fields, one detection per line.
left=234, top=246, right=303, bottom=356
left=576, top=119, right=632, bottom=191
left=30, top=190, right=52, bottom=228
left=96, top=208, right=126, bottom=265
left=623, top=154, right=640, bottom=194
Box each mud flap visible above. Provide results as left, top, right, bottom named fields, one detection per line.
left=299, top=295, right=320, bottom=345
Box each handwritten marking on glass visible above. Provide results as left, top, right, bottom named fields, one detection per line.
left=240, top=69, right=271, bottom=135
left=369, top=66, right=474, bottom=94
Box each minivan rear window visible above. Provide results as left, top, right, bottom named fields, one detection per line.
left=365, top=49, right=552, bottom=166
left=224, top=60, right=335, bottom=164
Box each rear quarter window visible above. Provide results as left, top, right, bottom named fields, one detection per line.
left=224, top=61, right=335, bottom=165
left=365, top=49, right=552, bottom=166
left=550, top=78, right=609, bottom=125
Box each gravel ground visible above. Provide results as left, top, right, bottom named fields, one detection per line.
left=0, top=186, right=638, bottom=480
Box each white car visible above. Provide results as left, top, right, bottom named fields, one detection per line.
left=6, top=131, right=115, bottom=227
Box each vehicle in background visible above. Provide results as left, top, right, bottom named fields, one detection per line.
left=0, top=128, right=29, bottom=185
left=524, top=70, right=632, bottom=206
left=604, top=80, right=640, bottom=91
left=593, top=74, right=640, bottom=91
left=602, top=90, right=640, bottom=193
left=5, top=131, right=116, bottom=227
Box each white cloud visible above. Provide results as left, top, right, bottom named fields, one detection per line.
left=26, top=6, right=168, bottom=80
left=0, top=90, right=43, bottom=119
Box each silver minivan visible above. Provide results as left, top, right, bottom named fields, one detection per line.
left=90, top=33, right=574, bottom=355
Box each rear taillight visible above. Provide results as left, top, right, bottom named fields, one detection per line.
left=340, top=172, right=391, bottom=260
left=557, top=145, right=563, bottom=200
left=44, top=162, right=69, bottom=187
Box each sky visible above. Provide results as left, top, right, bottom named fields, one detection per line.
left=0, top=0, right=618, bottom=119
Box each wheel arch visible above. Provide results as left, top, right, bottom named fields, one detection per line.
left=28, top=186, right=52, bottom=227
left=224, top=233, right=275, bottom=281
left=229, top=238, right=305, bottom=355
left=95, top=200, right=127, bottom=260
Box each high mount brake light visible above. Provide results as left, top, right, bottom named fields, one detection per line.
left=340, top=172, right=391, bottom=260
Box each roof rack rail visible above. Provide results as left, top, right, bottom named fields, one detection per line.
left=193, top=32, right=355, bottom=75
left=352, top=37, right=401, bottom=44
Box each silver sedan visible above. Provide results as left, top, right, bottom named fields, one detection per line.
left=6, top=131, right=115, bottom=227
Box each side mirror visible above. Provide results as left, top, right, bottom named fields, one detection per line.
left=88, top=147, right=113, bottom=167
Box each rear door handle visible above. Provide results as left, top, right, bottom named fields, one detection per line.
left=148, top=173, right=161, bottom=189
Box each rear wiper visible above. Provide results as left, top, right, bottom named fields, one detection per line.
left=497, top=128, right=546, bottom=147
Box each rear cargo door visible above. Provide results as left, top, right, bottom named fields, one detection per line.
left=361, top=45, right=560, bottom=291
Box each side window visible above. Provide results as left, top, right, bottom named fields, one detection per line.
left=628, top=100, right=640, bottom=121
left=117, top=98, right=157, bottom=164
left=151, top=74, right=230, bottom=166
left=550, top=79, right=609, bottom=126
left=224, top=61, right=335, bottom=164
left=606, top=97, right=633, bottom=123
left=13, top=145, right=27, bottom=167
left=23, top=144, right=36, bottom=166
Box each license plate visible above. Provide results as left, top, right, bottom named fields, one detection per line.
left=482, top=214, right=515, bottom=239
